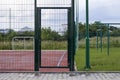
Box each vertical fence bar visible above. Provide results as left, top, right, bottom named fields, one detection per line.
left=34, top=0, right=39, bottom=71
left=100, top=27, right=102, bottom=52
left=24, top=38, right=25, bottom=50
left=85, top=0, right=90, bottom=69
left=69, top=0, right=75, bottom=71
left=38, top=9, right=41, bottom=68
left=68, top=8, right=71, bottom=69
left=107, top=24, right=110, bottom=56
left=96, top=32, right=98, bottom=50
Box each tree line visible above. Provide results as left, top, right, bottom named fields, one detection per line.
left=79, top=21, right=120, bottom=39
left=0, top=21, right=120, bottom=41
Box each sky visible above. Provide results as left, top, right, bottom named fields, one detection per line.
left=79, top=0, right=120, bottom=24
left=0, top=0, right=120, bottom=30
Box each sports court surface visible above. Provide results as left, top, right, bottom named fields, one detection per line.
left=0, top=50, right=69, bottom=72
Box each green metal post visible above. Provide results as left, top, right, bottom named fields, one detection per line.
left=34, top=0, right=39, bottom=71
left=68, top=9, right=71, bottom=69
left=100, top=27, right=102, bottom=52
left=96, top=32, right=98, bottom=50
left=85, top=0, right=90, bottom=69
left=107, top=24, right=110, bottom=56
left=69, top=0, right=75, bottom=71
left=72, top=0, right=75, bottom=56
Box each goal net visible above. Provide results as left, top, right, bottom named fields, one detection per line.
left=12, top=36, right=34, bottom=50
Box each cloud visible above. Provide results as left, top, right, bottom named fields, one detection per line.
left=79, top=0, right=120, bottom=23
left=0, top=0, right=34, bottom=30
left=0, top=0, right=120, bottom=30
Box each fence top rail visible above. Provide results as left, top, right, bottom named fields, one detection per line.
left=94, top=23, right=120, bottom=26
left=102, top=23, right=120, bottom=25
left=37, top=7, right=71, bottom=9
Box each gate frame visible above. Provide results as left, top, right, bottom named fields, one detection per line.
left=34, top=0, right=75, bottom=72
left=37, top=7, right=71, bottom=69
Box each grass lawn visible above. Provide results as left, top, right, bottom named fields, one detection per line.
left=75, top=47, right=120, bottom=71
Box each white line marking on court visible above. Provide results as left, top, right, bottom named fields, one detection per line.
left=57, top=51, right=66, bottom=67
left=42, top=50, right=66, bottom=51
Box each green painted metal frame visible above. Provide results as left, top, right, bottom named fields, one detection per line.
left=37, top=7, right=71, bottom=68
left=97, top=23, right=120, bottom=55
left=96, top=24, right=110, bottom=55
left=34, top=0, right=75, bottom=71
left=107, top=24, right=110, bottom=56
left=96, top=27, right=103, bottom=53
left=85, top=0, right=91, bottom=69
left=104, top=23, right=120, bottom=55
left=68, top=8, right=72, bottom=70
left=100, top=29, right=103, bottom=52
left=70, top=0, right=75, bottom=71
left=96, top=32, right=98, bottom=50
left=34, top=0, right=40, bottom=71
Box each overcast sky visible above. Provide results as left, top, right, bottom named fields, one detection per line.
left=79, top=0, right=120, bottom=23
left=0, top=0, right=120, bottom=30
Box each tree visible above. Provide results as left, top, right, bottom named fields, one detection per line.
left=0, top=34, right=2, bottom=41
left=5, top=29, right=17, bottom=41
left=41, top=27, right=61, bottom=41
left=78, top=21, right=118, bottom=38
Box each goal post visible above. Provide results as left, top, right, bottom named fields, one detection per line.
left=12, top=36, right=34, bottom=50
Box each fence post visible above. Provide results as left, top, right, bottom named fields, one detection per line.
left=69, top=0, right=75, bottom=71
left=100, top=27, right=102, bottom=53
left=96, top=32, right=98, bottom=50
left=85, top=0, right=91, bottom=69
left=34, top=0, right=39, bottom=72
left=107, top=24, right=110, bottom=56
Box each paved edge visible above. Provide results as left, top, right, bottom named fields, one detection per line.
left=0, top=71, right=120, bottom=74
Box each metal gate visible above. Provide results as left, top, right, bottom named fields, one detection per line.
left=34, top=0, right=75, bottom=72
left=37, top=7, right=71, bottom=69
